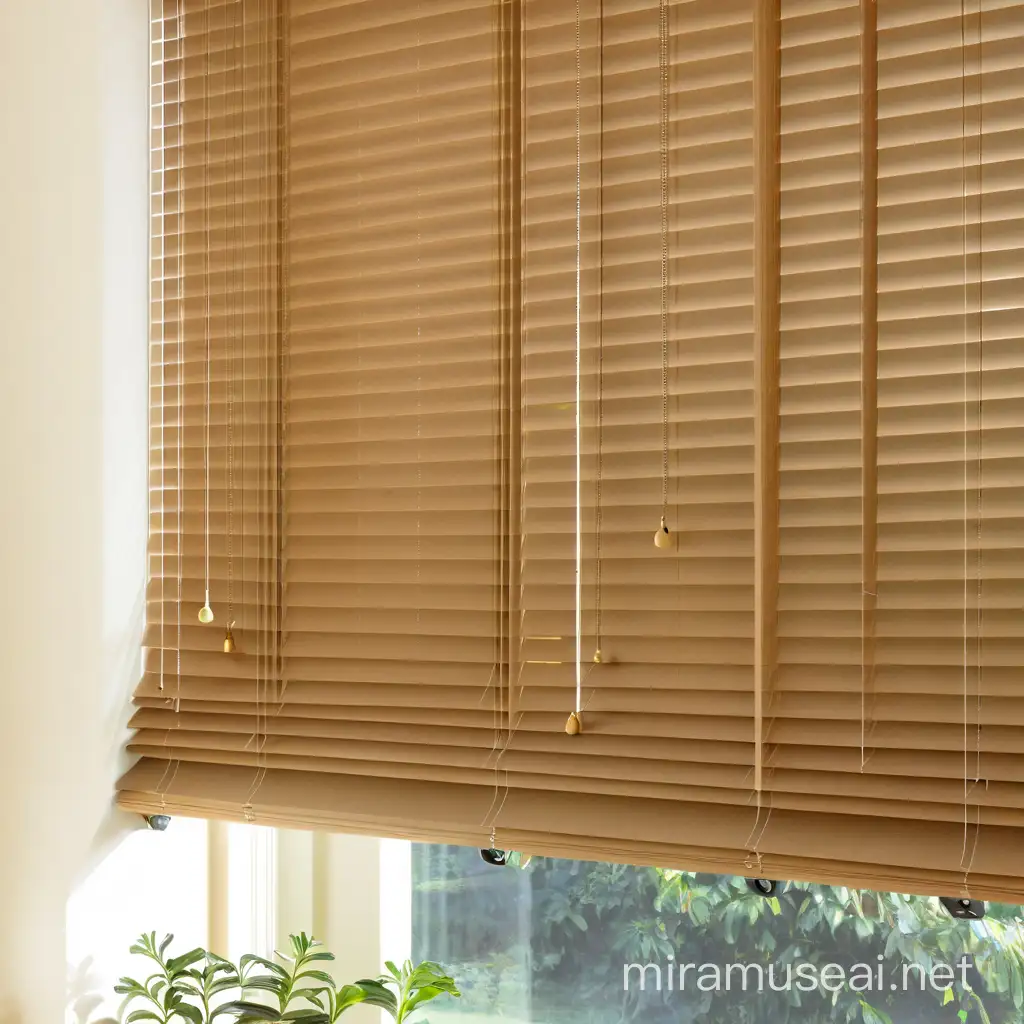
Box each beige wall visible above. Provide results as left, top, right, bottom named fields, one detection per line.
left=0, top=0, right=148, bottom=1018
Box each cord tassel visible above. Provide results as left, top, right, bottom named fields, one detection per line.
left=565, top=711, right=582, bottom=736
left=654, top=516, right=673, bottom=550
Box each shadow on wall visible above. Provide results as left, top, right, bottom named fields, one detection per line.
left=71, top=0, right=157, bottom=890
left=66, top=957, right=116, bottom=1024
left=73, top=585, right=147, bottom=889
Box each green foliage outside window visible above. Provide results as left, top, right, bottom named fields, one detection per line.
left=413, top=847, right=1024, bottom=1024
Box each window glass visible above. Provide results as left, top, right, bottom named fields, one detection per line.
left=413, top=844, right=1024, bottom=1024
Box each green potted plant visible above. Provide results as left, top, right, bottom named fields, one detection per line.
left=114, top=931, right=459, bottom=1024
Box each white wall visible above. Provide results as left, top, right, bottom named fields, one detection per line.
left=0, top=0, right=149, bottom=1018
left=67, top=818, right=210, bottom=1022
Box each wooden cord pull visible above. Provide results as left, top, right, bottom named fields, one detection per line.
left=654, top=516, right=673, bottom=550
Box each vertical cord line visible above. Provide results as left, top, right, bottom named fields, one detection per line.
left=240, top=0, right=253, bottom=804
left=157, top=0, right=187, bottom=805
left=490, top=0, right=507, bottom=827
left=498, top=0, right=509, bottom=766
left=265, top=0, right=272, bottom=775
left=752, top=0, right=781, bottom=816
left=594, top=0, right=604, bottom=660
left=251, top=0, right=262, bottom=806
left=975, top=0, right=984, bottom=791
left=249, top=0, right=263, bottom=813
left=483, top=0, right=518, bottom=835
left=176, top=0, right=184, bottom=707
left=217, top=4, right=226, bottom=640
left=241, top=0, right=249, bottom=669
left=246, top=0, right=270, bottom=818
left=240, top=0, right=248, bottom=654
left=508, top=0, right=524, bottom=753
left=859, top=0, right=878, bottom=770
left=573, top=0, right=583, bottom=716
left=271, top=0, right=280, bottom=703
left=254, top=0, right=261, bottom=781
left=203, top=0, right=213, bottom=613
left=501, top=0, right=509, bottom=766
left=959, top=0, right=971, bottom=867
left=258, top=0, right=273, bottom=805
left=157, top=0, right=167, bottom=690
left=266, top=0, right=274, bottom=765
left=500, top=0, right=514, bottom=824
left=414, top=6, right=423, bottom=711
left=483, top=0, right=520, bottom=833
left=487, top=0, right=503, bottom=812
left=274, top=0, right=289, bottom=707
left=658, top=0, right=670, bottom=523
left=963, top=0, right=985, bottom=881
left=261, top=0, right=271, bottom=791
left=258, top=0, right=267, bottom=749
left=154, top=0, right=173, bottom=796
left=227, top=0, right=241, bottom=635
left=263, top=0, right=270, bottom=758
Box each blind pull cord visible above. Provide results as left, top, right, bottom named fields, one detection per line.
left=567, top=0, right=585, bottom=738
left=198, top=0, right=215, bottom=628
left=653, top=0, right=674, bottom=551
left=959, top=0, right=985, bottom=894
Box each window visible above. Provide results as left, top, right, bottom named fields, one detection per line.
left=411, top=847, right=1024, bottom=1024
left=70, top=826, right=1024, bottom=1023
left=74, top=0, right=1024, bottom=1017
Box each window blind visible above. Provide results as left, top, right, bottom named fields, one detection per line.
left=508, top=0, right=762, bottom=868
left=131, top=0, right=283, bottom=793
left=119, top=0, right=1024, bottom=902
left=123, top=0, right=516, bottom=838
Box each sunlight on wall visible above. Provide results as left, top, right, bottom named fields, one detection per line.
left=66, top=818, right=208, bottom=1022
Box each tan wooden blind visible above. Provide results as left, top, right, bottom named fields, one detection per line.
left=279, top=0, right=510, bottom=797
left=120, top=0, right=1024, bottom=902
left=131, top=0, right=284, bottom=799
left=122, top=0, right=516, bottom=836
left=507, top=0, right=762, bottom=871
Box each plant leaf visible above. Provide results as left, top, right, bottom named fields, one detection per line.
left=333, top=985, right=368, bottom=1013
left=218, top=1001, right=282, bottom=1021
left=167, top=949, right=206, bottom=974
left=210, top=976, right=243, bottom=996
left=350, top=980, right=397, bottom=1014
left=176, top=1004, right=204, bottom=1024
left=241, top=977, right=287, bottom=995
left=241, top=955, right=289, bottom=979
left=294, top=970, right=336, bottom=986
